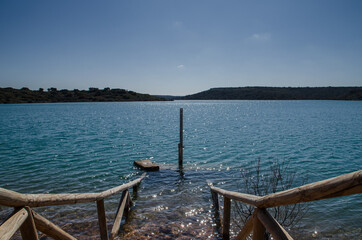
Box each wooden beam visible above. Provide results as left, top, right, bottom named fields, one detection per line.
left=210, top=186, right=261, bottom=207
left=97, top=199, right=108, bottom=240
left=317, top=184, right=362, bottom=201
left=32, top=210, right=77, bottom=240
left=256, top=208, right=293, bottom=240
left=252, top=209, right=266, bottom=240
left=234, top=214, right=254, bottom=240
left=134, top=160, right=159, bottom=171
left=0, top=173, right=146, bottom=207
left=222, top=197, right=231, bottom=240
left=210, top=189, right=221, bottom=233
left=0, top=188, right=29, bottom=208
left=210, top=170, right=362, bottom=208
left=211, top=190, right=220, bottom=212
left=110, top=190, right=129, bottom=240
left=258, top=170, right=362, bottom=208
left=20, top=207, right=38, bottom=240
left=132, top=183, right=139, bottom=200
left=127, top=190, right=134, bottom=208
left=179, top=108, right=183, bottom=167
left=0, top=208, right=28, bottom=240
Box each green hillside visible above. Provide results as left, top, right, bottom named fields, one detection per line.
left=183, top=87, right=362, bottom=100
left=0, top=87, right=169, bottom=104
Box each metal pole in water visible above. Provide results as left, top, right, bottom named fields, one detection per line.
left=178, top=108, right=183, bottom=168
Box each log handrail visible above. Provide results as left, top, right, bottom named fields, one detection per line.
left=210, top=170, right=362, bottom=240
left=0, top=173, right=146, bottom=207
left=0, top=173, right=147, bottom=240
left=209, top=186, right=262, bottom=206
left=210, top=170, right=361, bottom=208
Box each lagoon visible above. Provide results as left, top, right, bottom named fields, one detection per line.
left=0, top=100, right=361, bottom=239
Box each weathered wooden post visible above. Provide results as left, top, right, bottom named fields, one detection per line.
left=97, top=199, right=109, bottom=240
left=211, top=189, right=221, bottom=232
left=178, top=108, right=183, bottom=168
left=133, top=184, right=139, bottom=200
left=222, top=197, right=231, bottom=240
left=252, top=208, right=266, bottom=240
left=20, top=207, right=38, bottom=240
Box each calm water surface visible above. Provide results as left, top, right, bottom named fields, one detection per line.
left=0, top=101, right=361, bottom=239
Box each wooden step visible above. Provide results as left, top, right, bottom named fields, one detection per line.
left=134, top=160, right=159, bottom=171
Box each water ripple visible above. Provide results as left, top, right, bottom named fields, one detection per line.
left=0, top=101, right=361, bottom=239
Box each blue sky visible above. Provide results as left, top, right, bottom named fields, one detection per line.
left=1, top=0, right=361, bottom=95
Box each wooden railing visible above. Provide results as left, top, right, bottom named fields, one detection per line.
left=209, top=170, right=362, bottom=240
left=0, top=173, right=146, bottom=240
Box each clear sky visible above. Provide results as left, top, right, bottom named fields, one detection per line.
left=1, top=0, right=362, bottom=95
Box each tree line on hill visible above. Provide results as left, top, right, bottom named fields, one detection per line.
left=1, top=86, right=361, bottom=104
left=182, top=87, right=362, bottom=100
left=0, top=87, right=168, bottom=104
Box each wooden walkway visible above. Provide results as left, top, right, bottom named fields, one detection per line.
left=0, top=173, right=146, bottom=240
left=210, top=170, right=362, bottom=240
left=0, top=170, right=361, bottom=240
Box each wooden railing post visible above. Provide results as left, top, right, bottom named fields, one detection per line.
left=20, top=206, right=38, bottom=240
left=222, top=197, right=231, bottom=240
left=133, top=184, right=138, bottom=196
left=97, top=199, right=108, bottom=240
left=211, top=190, right=220, bottom=212
left=211, top=189, right=221, bottom=233
left=252, top=208, right=266, bottom=240
left=132, top=182, right=140, bottom=201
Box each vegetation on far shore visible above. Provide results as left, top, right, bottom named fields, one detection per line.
left=183, top=87, right=362, bottom=100
left=1, top=86, right=362, bottom=104
left=0, top=87, right=169, bottom=104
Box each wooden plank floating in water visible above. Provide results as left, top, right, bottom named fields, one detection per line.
left=134, top=160, right=159, bottom=171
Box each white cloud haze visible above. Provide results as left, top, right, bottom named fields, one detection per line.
left=250, top=33, right=271, bottom=41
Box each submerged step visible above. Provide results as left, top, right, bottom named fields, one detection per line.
left=134, top=160, right=160, bottom=171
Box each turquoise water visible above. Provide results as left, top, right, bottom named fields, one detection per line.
left=0, top=101, right=361, bottom=239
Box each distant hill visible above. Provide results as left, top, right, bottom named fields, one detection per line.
left=183, top=87, right=362, bottom=100
left=0, top=87, right=170, bottom=104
